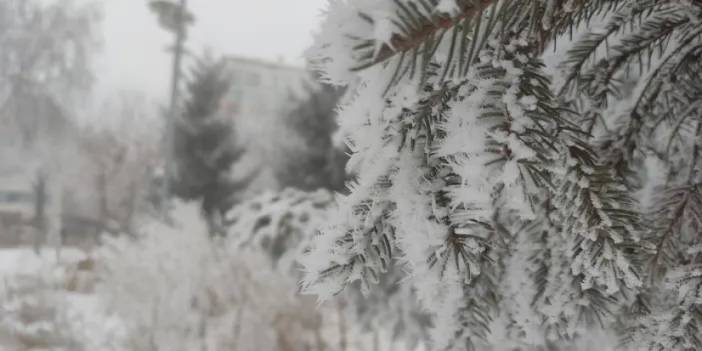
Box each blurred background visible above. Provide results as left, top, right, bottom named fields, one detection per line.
left=0, top=1, right=626, bottom=350
left=0, top=1, right=429, bottom=350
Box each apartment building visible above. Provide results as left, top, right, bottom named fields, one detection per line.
left=221, top=56, right=313, bottom=192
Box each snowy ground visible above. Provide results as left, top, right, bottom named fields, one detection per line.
left=0, top=247, right=121, bottom=351
left=0, top=248, right=85, bottom=275
left=0, top=246, right=619, bottom=351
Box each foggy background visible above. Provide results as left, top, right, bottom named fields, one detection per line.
left=0, top=1, right=381, bottom=350
left=97, top=1, right=327, bottom=101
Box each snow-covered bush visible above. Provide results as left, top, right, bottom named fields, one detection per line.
left=228, top=188, right=433, bottom=350
left=95, top=201, right=330, bottom=351
left=226, top=188, right=335, bottom=272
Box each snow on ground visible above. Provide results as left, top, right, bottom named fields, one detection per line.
left=0, top=247, right=86, bottom=276
left=0, top=247, right=123, bottom=351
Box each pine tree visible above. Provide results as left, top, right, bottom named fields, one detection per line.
left=170, top=57, right=252, bottom=233
left=277, top=82, right=347, bottom=192
left=300, top=1, right=702, bottom=350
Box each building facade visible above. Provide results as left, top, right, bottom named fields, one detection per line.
left=221, top=56, right=313, bottom=193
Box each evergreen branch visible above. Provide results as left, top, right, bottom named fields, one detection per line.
left=558, top=0, right=664, bottom=95
left=355, top=0, right=496, bottom=71
left=649, top=186, right=692, bottom=279
left=632, top=32, right=702, bottom=123
left=647, top=183, right=702, bottom=281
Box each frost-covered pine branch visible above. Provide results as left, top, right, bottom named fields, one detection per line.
left=301, top=0, right=702, bottom=349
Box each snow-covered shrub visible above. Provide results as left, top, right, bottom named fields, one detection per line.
left=226, top=189, right=343, bottom=349
left=227, top=188, right=432, bottom=350
left=95, top=201, right=327, bottom=351
left=226, top=188, right=334, bottom=272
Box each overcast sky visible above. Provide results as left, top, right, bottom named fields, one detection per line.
left=95, top=0, right=328, bottom=102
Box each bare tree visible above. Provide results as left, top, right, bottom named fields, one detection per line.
left=0, top=0, right=100, bottom=254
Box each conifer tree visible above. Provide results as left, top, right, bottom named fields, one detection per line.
left=300, top=1, right=702, bottom=350
left=277, top=82, right=347, bottom=192
left=170, top=57, right=251, bottom=233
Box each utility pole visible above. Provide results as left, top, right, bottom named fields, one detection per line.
left=169, top=0, right=187, bottom=116
left=164, top=0, right=187, bottom=191
left=149, top=0, right=194, bottom=203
